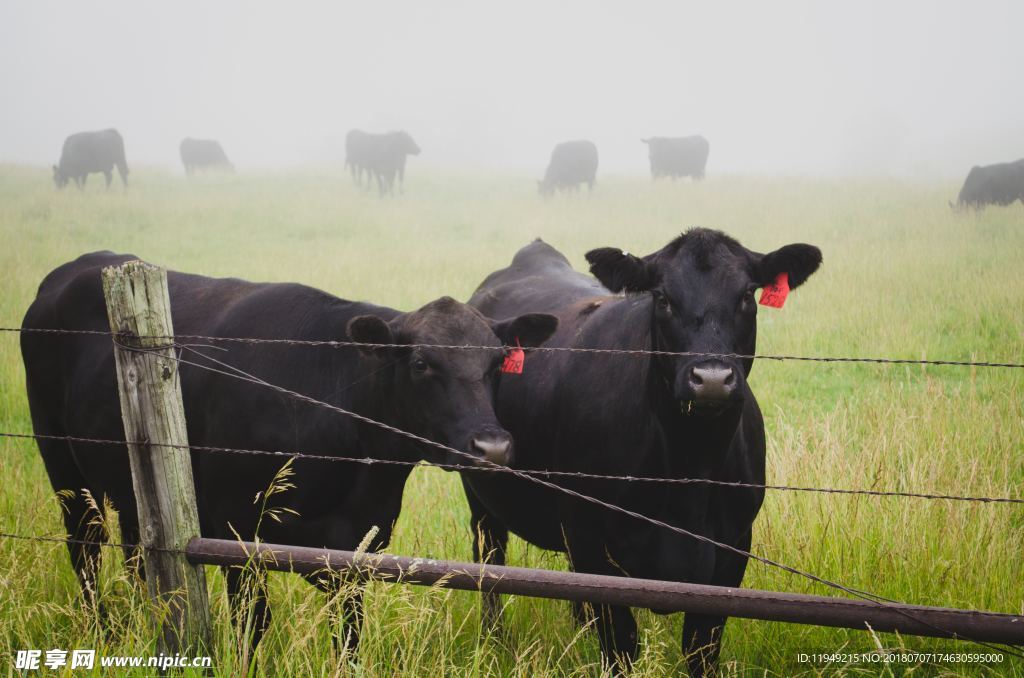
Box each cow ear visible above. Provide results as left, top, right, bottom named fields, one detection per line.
left=491, top=313, right=558, bottom=348
left=757, top=244, right=822, bottom=289
left=347, top=315, right=394, bottom=355
left=586, top=247, right=658, bottom=293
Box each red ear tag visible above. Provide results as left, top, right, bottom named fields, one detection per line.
left=500, top=339, right=525, bottom=374
left=758, top=272, right=790, bottom=308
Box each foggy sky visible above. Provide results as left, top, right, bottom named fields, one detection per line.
left=1, top=1, right=1022, bottom=177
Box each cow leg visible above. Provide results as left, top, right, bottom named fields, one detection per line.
left=303, top=572, right=365, bottom=657
left=462, top=480, right=508, bottom=634
left=591, top=604, right=637, bottom=674
left=34, top=436, right=107, bottom=609
left=224, top=564, right=272, bottom=659
left=104, top=170, right=112, bottom=189
left=681, top=529, right=751, bottom=678
left=565, top=543, right=638, bottom=671
left=566, top=596, right=638, bottom=674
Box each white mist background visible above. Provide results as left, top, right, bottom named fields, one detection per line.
left=1, top=0, right=1021, bottom=177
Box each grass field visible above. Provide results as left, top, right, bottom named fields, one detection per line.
left=0, top=165, right=1022, bottom=676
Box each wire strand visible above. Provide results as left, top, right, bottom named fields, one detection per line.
left=5, top=325, right=1023, bottom=369
left=3, top=431, right=1022, bottom=505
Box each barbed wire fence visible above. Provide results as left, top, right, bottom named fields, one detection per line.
left=2, top=323, right=1023, bottom=660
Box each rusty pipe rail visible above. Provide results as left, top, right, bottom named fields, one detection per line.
left=188, top=538, right=1024, bottom=645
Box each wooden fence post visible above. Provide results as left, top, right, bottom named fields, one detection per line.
left=102, top=260, right=212, bottom=655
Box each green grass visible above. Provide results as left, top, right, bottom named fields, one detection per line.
left=0, top=165, right=1022, bottom=676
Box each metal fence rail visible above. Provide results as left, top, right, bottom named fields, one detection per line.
left=1, top=530, right=1021, bottom=645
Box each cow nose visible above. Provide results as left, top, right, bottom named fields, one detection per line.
left=688, top=365, right=736, bottom=402
left=470, top=436, right=513, bottom=466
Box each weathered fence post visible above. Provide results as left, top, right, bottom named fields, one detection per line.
left=102, top=261, right=212, bottom=655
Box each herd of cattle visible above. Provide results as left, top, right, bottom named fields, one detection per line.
left=23, top=230, right=820, bottom=676
left=23, top=127, right=1023, bottom=675
left=50, top=127, right=1024, bottom=207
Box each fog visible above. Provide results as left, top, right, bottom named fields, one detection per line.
left=2, top=1, right=1021, bottom=177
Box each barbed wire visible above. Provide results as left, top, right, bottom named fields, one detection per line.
left=5, top=326, right=1023, bottom=369
left=3, top=328, right=1022, bottom=656
left=3, top=431, right=1022, bottom=505
left=128, top=342, right=1024, bottom=653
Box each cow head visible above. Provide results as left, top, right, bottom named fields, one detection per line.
left=347, top=297, right=556, bottom=466
left=953, top=166, right=984, bottom=210
left=52, top=165, right=68, bottom=189
left=537, top=179, right=554, bottom=197
left=395, top=130, right=421, bottom=156
left=586, top=228, right=821, bottom=415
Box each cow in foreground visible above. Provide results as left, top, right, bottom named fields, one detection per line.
left=952, top=159, right=1024, bottom=209
left=345, top=129, right=421, bottom=196
left=180, top=137, right=234, bottom=174
left=642, top=135, right=709, bottom=181
left=53, top=129, right=129, bottom=189
left=538, top=140, right=598, bottom=196
left=465, top=230, right=821, bottom=676
left=22, top=251, right=556, bottom=654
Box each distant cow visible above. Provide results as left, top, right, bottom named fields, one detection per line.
left=53, top=129, right=129, bottom=189
left=641, top=135, right=709, bottom=181
left=345, top=130, right=421, bottom=196
left=22, top=251, right=557, bottom=653
left=952, top=159, right=1024, bottom=209
left=180, top=138, right=234, bottom=174
left=538, top=140, right=598, bottom=196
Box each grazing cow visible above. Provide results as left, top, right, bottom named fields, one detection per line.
left=641, top=136, right=710, bottom=181
left=952, top=159, right=1024, bottom=209
left=52, top=129, right=129, bottom=189
left=180, top=138, right=234, bottom=174
left=21, top=251, right=556, bottom=653
left=465, top=230, right=821, bottom=676
left=538, top=140, right=598, bottom=196
left=345, top=129, right=421, bottom=196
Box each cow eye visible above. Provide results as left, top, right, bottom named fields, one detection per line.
left=411, top=358, right=429, bottom=373
left=654, top=291, right=671, bottom=312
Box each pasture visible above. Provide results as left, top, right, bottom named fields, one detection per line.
left=0, top=164, right=1021, bottom=676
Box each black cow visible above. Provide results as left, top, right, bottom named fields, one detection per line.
left=21, top=251, right=556, bottom=653
left=465, top=230, right=821, bottom=676
left=52, top=129, right=129, bottom=189
left=180, top=138, right=234, bottom=174
left=641, top=136, right=710, bottom=181
left=952, top=159, right=1024, bottom=209
left=345, top=129, right=421, bottom=196
left=538, top=140, right=598, bottom=196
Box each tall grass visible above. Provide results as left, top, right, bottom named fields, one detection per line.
left=0, top=165, right=1021, bottom=675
